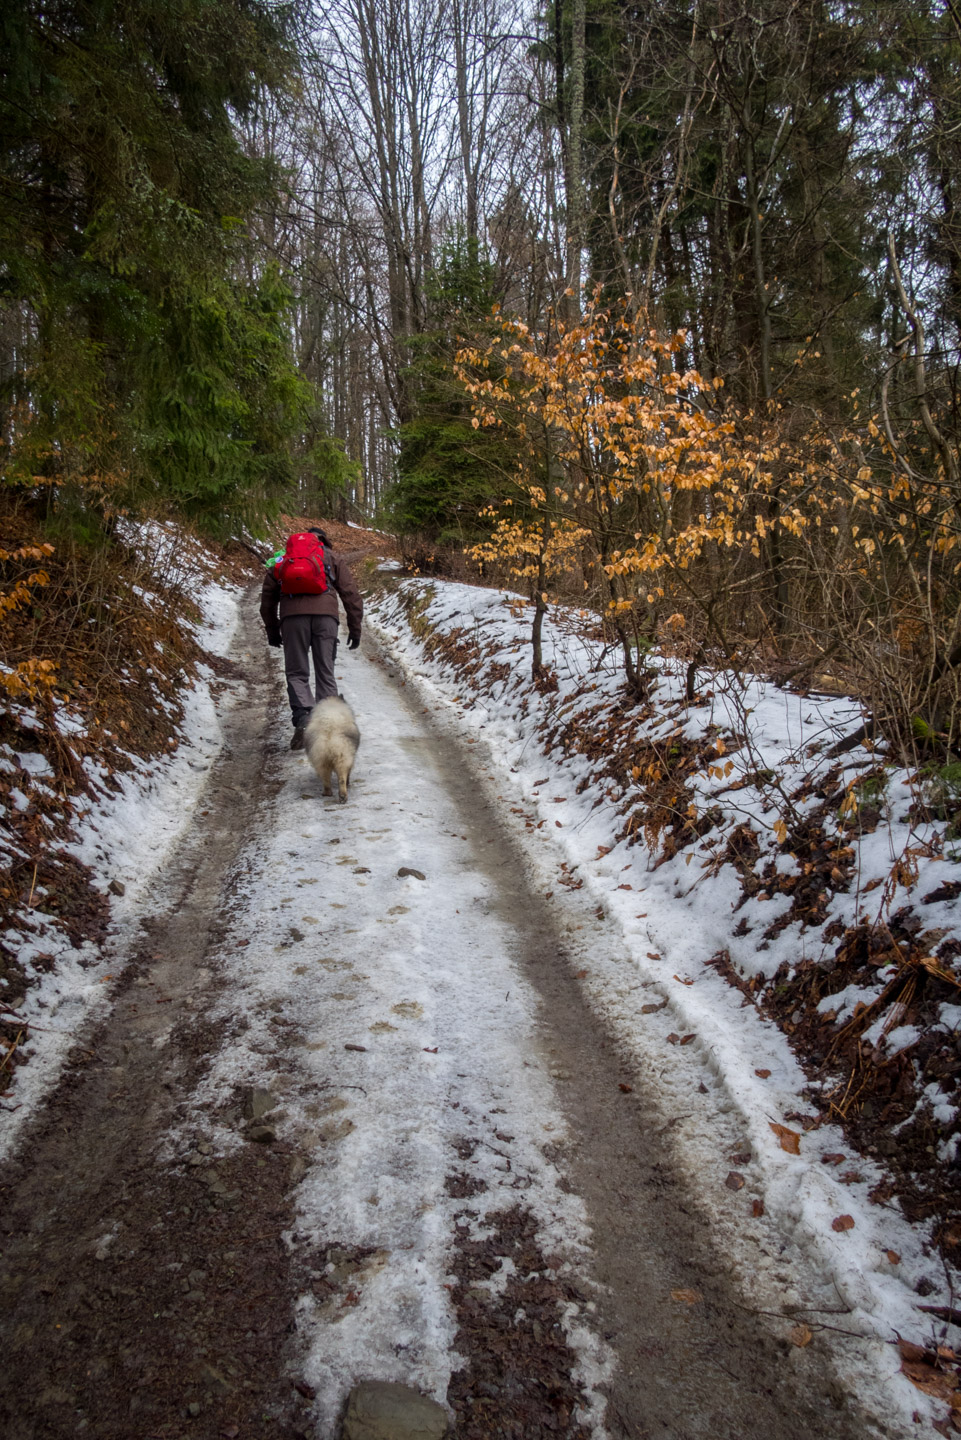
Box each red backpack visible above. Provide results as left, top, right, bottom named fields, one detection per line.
left=273, top=533, right=330, bottom=595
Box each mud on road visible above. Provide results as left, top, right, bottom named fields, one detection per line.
left=0, top=598, right=894, bottom=1440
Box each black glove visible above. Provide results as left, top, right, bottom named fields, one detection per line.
left=347, top=633, right=361, bottom=650
left=268, top=634, right=282, bottom=648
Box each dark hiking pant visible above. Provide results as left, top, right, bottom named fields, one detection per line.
left=281, top=614, right=339, bottom=728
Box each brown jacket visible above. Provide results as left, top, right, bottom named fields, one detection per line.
left=260, top=545, right=363, bottom=645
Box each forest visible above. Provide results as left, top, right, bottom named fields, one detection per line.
left=2, top=0, right=961, bottom=755
left=7, top=9, right=961, bottom=1433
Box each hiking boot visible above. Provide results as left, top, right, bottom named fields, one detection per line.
left=290, top=726, right=306, bottom=751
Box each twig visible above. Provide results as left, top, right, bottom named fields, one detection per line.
left=0, top=1030, right=24, bottom=1074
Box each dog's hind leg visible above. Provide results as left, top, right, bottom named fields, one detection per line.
left=335, top=760, right=351, bottom=803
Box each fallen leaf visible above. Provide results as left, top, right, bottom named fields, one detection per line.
left=725, top=1171, right=745, bottom=1190
left=769, top=1122, right=801, bottom=1154
left=788, top=1324, right=813, bottom=1348
left=617, top=883, right=633, bottom=891
left=898, top=1339, right=929, bottom=1364
left=342, top=1290, right=361, bottom=1307
left=671, top=1288, right=702, bottom=1305
left=423, top=1046, right=438, bottom=1054
left=647, top=951, right=662, bottom=960
left=575, top=969, right=588, bottom=979
left=754, top=1068, right=771, bottom=1078
left=293, top=1380, right=316, bottom=1400
left=619, top=1082, right=633, bottom=1093
left=666, top=1033, right=680, bottom=1045
left=831, top=1213, right=855, bottom=1232
left=680, top=1034, right=696, bottom=1045
left=822, top=1153, right=846, bottom=1165
left=555, top=820, right=563, bottom=828
left=901, top=1360, right=959, bottom=1401
left=344, top=1043, right=367, bottom=1053
left=674, top=974, right=694, bottom=986
left=730, top=1151, right=751, bottom=1166
left=751, top=1199, right=765, bottom=1217
left=596, top=845, right=612, bottom=857
left=886, top=1249, right=901, bottom=1264
left=641, top=1002, right=666, bottom=1014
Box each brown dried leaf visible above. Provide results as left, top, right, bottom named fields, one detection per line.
left=674, top=974, right=694, bottom=986
left=901, top=1361, right=959, bottom=1401
left=898, top=1339, right=930, bottom=1364
left=754, top=1068, right=771, bottom=1078
left=769, top=1122, right=801, bottom=1155
left=831, top=1213, right=855, bottom=1232
left=751, top=1199, right=765, bottom=1218
left=822, top=1153, right=846, bottom=1165
left=670, top=1288, right=702, bottom=1305
left=788, top=1324, right=813, bottom=1348
left=680, top=1033, right=696, bottom=1045
left=885, top=1250, right=901, bottom=1264
left=666, top=1033, right=680, bottom=1045
left=725, top=1171, right=745, bottom=1191
left=618, top=1083, right=633, bottom=1093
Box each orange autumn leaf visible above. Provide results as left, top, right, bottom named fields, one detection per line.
left=900, top=1360, right=959, bottom=1401
left=769, top=1122, right=801, bottom=1154
left=831, top=1214, right=855, bottom=1232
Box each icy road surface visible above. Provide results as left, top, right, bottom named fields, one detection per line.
left=0, top=591, right=907, bottom=1439
left=173, top=620, right=894, bottom=1438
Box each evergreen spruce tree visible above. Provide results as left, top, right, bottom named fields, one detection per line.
left=0, top=0, right=308, bottom=535
left=387, top=239, right=514, bottom=547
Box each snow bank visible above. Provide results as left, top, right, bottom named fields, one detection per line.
left=0, top=566, right=245, bottom=1162
left=368, top=575, right=961, bottom=1435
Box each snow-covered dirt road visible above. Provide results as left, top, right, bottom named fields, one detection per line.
left=0, top=589, right=903, bottom=1439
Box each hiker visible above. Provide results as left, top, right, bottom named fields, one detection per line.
left=260, top=527, right=364, bottom=749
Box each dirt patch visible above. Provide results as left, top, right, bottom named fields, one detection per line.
left=447, top=1203, right=592, bottom=1439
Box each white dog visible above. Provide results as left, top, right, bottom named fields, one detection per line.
left=304, top=695, right=360, bottom=802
